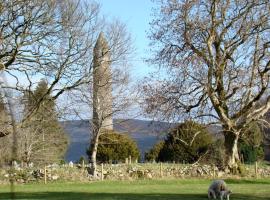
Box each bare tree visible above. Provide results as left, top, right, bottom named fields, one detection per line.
left=143, top=0, right=270, bottom=171
left=65, top=23, right=134, bottom=177
left=0, top=0, right=102, bottom=124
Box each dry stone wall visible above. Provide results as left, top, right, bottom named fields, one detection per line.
left=1, top=163, right=270, bottom=184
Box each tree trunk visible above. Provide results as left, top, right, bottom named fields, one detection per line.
left=89, top=134, right=99, bottom=177
left=224, top=130, right=240, bottom=172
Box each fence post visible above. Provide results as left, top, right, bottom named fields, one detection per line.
left=81, top=159, right=85, bottom=174
left=160, top=162, right=163, bottom=178
left=213, top=166, right=216, bottom=178
left=129, top=155, right=132, bottom=164
left=255, top=161, right=258, bottom=178
left=44, top=165, right=47, bottom=184
left=101, top=163, right=104, bottom=181
left=82, top=159, right=85, bottom=169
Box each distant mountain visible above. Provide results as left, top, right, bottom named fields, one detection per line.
left=61, top=119, right=175, bottom=162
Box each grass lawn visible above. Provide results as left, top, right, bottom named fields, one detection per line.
left=0, top=179, right=269, bottom=200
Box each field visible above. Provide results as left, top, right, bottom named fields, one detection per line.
left=0, top=179, right=270, bottom=200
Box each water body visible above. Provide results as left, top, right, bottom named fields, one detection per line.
left=61, top=119, right=171, bottom=162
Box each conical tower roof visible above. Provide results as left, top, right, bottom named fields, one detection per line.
left=94, top=32, right=109, bottom=52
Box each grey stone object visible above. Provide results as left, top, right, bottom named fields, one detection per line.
left=92, top=32, right=113, bottom=131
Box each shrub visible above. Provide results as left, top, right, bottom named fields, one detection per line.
left=201, top=138, right=226, bottom=169
left=87, top=131, right=140, bottom=163
left=76, top=156, right=88, bottom=165
left=239, top=143, right=264, bottom=164
left=157, top=121, right=213, bottom=163
left=239, top=122, right=264, bottom=164
left=144, top=141, right=164, bottom=162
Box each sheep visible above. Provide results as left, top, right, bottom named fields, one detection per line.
left=220, top=190, right=232, bottom=200
left=208, top=179, right=232, bottom=200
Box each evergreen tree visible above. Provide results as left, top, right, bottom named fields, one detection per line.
left=158, top=121, right=213, bottom=163
left=21, top=79, right=68, bottom=165
left=0, top=95, right=12, bottom=165
left=239, top=122, right=264, bottom=164
left=87, top=130, right=140, bottom=164
left=0, top=95, right=11, bottom=138
left=145, top=141, right=164, bottom=162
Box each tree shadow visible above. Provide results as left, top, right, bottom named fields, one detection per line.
left=225, top=178, right=270, bottom=185
left=0, top=192, right=268, bottom=200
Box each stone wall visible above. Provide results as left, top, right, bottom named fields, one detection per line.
left=1, top=163, right=270, bottom=184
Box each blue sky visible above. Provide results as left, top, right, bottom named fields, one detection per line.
left=98, top=0, right=155, bottom=78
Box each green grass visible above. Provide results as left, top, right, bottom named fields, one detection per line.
left=0, top=179, right=270, bottom=200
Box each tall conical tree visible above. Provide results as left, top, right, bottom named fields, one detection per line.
left=0, top=95, right=11, bottom=138
left=21, top=79, right=68, bottom=165
left=0, top=95, right=12, bottom=165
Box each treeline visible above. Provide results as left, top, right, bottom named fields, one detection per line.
left=83, top=120, right=264, bottom=167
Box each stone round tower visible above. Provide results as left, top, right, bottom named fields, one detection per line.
left=92, top=32, right=113, bottom=131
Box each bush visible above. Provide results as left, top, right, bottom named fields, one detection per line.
left=87, top=131, right=140, bottom=163
left=145, top=141, right=164, bottom=162
left=201, top=138, right=226, bottom=169
left=239, top=122, right=264, bottom=164
left=157, top=121, right=213, bottom=163
left=76, top=156, right=88, bottom=165
left=239, top=143, right=264, bottom=164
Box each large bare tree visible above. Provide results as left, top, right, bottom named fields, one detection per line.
left=0, top=0, right=101, bottom=123
left=143, top=0, right=270, bottom=171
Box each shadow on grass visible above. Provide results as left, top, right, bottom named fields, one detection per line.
left=0, top=192, right=268, bottom=200
left=225, top=178, right=270, bottom=185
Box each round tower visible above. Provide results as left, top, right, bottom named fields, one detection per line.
left=92, top=32, right=113, bottom=131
